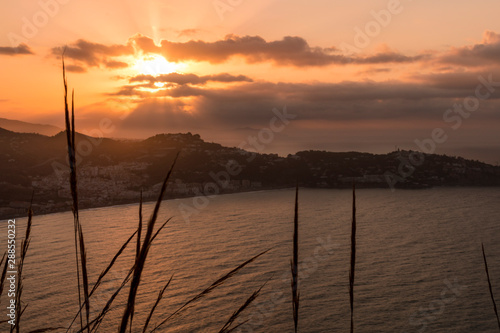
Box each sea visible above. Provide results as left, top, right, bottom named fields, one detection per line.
left=1, top=187, right=499, bottom=332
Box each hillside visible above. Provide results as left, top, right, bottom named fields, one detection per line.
left=0, top=117, right=62, bottom=136
left=1, top=128, right=499, bottom=219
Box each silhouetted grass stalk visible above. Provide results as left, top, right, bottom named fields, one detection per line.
left=11, top=201, right=32, bottom=333
left=92, top=216, right=173, bottom=331
left=150, top=249, right=270, bottom=332
left=130, top=191, right=143, bottom=333
left=291, top=184, right=299, bottom=333
left=118, top=152, right=179, bottom=333
left=349, top=182, right=356, bottom=333
left=63, top=57, right=90, bottom=332
left=55, top=59, right=273, bottom=333
left=65, top=229, right=138, bottom=332
left=218, top=279, right=268, bottom=333
left=142, top=275, right=174, bottom=333
left=137, top=190, right=142, bottom=267
left=482, top=243, right=500, bottom=331
left=76, top=269, right=134, bottom=333
left=0, top=252, right=8, bottom=301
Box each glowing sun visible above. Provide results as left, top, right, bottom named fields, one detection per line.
left=133, top=54, right=184, bottom=76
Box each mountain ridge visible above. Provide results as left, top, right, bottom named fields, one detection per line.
left=0, top=117, right=63, bottom=136
left=1, top=127, right=499, bottom=219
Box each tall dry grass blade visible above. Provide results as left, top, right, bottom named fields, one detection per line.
left=482, top=243, right=500, bottom=331
left=147, top=152, right=179, bottom=229
left=142, top=275, right=174, bottom=333
left=91, top=274, right=134, bottom=332
left=71, top=88, right=76, bottom=187
left=66, top=229, right=138, bottom=333
left=13, top=200, right=33, bottom=333
left=119, top=152, right=179, bottom=333
left=70, top=216, right=168, bottom=332
left=0, top=251, right=5, bottom=273
left=11, top=304, right=27, bottom=333
left=63, top=57, right=84, bottom=331
left=349, top=182, right=357, bottom=333
left=218, top=280, right=268, bottom=333
left=150, top=249, right=270, bottom=333
left=65, top=65, right=90, bottom=333
left=291, top=183, right=299, bottom=333
left=63, top=62, right=79, bottom=216
left=0, top=251, right=7, bottom=301
left=71, top=263, right=136, bottom=332
left=81, top=270, right=134, bottom=333
left=137, top=190, right=143, bottom=265
left=92, top=264, right=138, bottom=333
left=92, top=229, right=138, bottom=296
left=148, top=217, right=173, bottom=249
left=78, top=223, right=90, bottom=333
left=71, top=209, right=83, bottom=331
left=131, top=191, right=143, bottom=333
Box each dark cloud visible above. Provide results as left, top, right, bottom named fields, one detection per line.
left=357, top=52, right=426, bottom=64
left=130, top=33, right=158, bottom=52
left=50, top=30, right=500, bottom=71
left=109, top=84, right=152, bottom=97
left=0, top=44, right=33, bottom=56
left=110, top=78, right=500, bottom=135
left=156, top=35, right=348, bottom=66
left=130, top=72, right=253, bottom=85
left=66, top=64, right=87, bottom=73
left=439, top=31, right=500, bottom=67
left=209, top=73, right=253, bottom=82
left=151, top=34, right=424, bottom=66
left=53, top=34, right=427, bottom=70
left=176, top=28, right=204, bottom=38
left=162, top=85, right=207, bottom=98
left=104, top=60, right=129, bottom=69
left=358, top=67, right=392, bottom=75
left=52, top=39, right=134, bottom=68
left=411, top=70, right=500, bottom=90
left=115, top=79, right=495, bottom=102
left=120, top=99, right=197, bottom=132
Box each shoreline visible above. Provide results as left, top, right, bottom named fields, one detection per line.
left=2, top=184, right=500, bottom=221
left=0, top=186, right=290, bottom=221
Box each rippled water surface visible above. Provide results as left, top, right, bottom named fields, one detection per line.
left=1, top=187, right=500, bottom=332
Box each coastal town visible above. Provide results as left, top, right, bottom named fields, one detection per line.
left=1, top=130, right=500, bottom=219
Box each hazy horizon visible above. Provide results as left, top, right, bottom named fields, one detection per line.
left=0, top=114, right=499, bottom=165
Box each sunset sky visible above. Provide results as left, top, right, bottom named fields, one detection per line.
left=1, top=0, right=500, bottom=163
